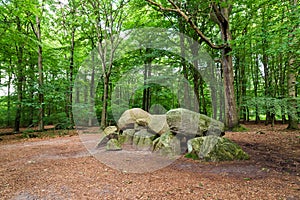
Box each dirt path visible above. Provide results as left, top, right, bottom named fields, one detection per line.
left=0, top=124, right=299, bottom=199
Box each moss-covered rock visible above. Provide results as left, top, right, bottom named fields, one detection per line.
left=133, top=129, right=156, bottom=150
left=187, top=136, right=249, bottom=161
left=96, top=126, right=119, bottom=148
left=119, top=129, right=135, bottom=145
left=152, top=131, right=181, bottom=156
left=166, top=108, right=224, bottom=137
left=106, top=139, right=122, bottom=151
left=118, top=108, right=151, bottom=130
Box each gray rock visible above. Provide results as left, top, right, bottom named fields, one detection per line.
left=106, top=139, right=122, bottom=151
left=133, top=129, right=156, bottom=150
left=152, top=131, right=181, bottom=156
left=118, top=108, right=151, bottom=130
left=103, top=126, right=118, bottom=136
left=148, top=115, right=169, bottom=135
left=187, top=136, right=249, bottom=161
left=119, top=129, right=135, bottom=145
left=166, top=108, right=224, bottom=137
left=96, top=126, right=119, bottom=148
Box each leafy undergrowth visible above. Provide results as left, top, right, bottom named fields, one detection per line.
left=0, top=123, right=299, bottom=200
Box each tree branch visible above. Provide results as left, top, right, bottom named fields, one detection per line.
left=145, top=0, right=226, bottom=49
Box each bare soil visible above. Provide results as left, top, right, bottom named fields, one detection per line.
left=0, top=124, right=299, bottom=200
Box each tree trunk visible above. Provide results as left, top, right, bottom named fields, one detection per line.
left=213, top=2, right=239, bottom=129
left=89, top=49, right=95, bottom=127
left=179, top=18, right=191, bottom=110
left=142, top=48, right=152, bottom=112
left=36, top=15, right=44, bottom=131
left=69, top=27, right=76, bottom=127
left=7, top=59, right=12, bottom=127
left=223, top=46, right=239, bottom=129
left=287, top=0, right=299, bottom=129
left=14, top=17, right=23, bottom=133
left=100, top=74, right=109, bottom=128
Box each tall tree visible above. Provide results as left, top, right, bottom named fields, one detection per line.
left=287, top=0, right=299, bottom=129
left=145, top=0, right=239, bottom=128
left=84, top=0, right=129, bottom=128
left=30, top=3, right=44, bottom=131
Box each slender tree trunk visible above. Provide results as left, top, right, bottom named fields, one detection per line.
left=287, top=0, right=299, bottom=129
left=69, top=27, right=75, bottom=127
left=189, top=40, right=200, bottom=112
left=36, top=16, right=44, bottom=131
left=100, top=74, right=109, bottom=128
left=143, top=48, right=152, bottom=112
left=7, top=60, right=12, bottom=127
left=89, top=49, right=95, bottom=127
left=14, top=17, right=23, bottom=133
left=29, top=64, right=35, bottom=126
left=179, top=19, right=191, bottom=110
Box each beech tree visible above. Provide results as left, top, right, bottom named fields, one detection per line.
left=145, top=0, right=239, bottom=129
left=287, top=0, right=299, bottom=129
left=0, top=0, right=298, bottom=131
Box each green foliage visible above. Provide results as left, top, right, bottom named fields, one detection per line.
left=0, top=0, right=298, bottom=131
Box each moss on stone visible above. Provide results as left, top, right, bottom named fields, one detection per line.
left=187, top=136, right=249, bottom=161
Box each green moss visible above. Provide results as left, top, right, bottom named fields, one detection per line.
left=187, top=136, right=250, bottom=161
left=230, top=125, right=248, bottom=132
left=185, top=153, right=199, bottom=160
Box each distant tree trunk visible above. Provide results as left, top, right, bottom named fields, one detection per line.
left=178, top=18, right=191, bottom=110
left=199, top=77, right=207, bottom=115
left=89, top=48, right=96, bottom=127
left=189, top=40, right=200, bottom=113
left=253, top=53, right=260, bottom=123
left=287, top=0, right=299, bottom=130
left=7, top=60, right=12, bottom=127
left=278, top=54, right=287, bottom=123
left=239, top=28, right=247, bottom=122
left=36, top=16, right=44, bottom=131
left=29, top=64, right=35, bottom=126
left=14, top=16, right=24, bottom=133
left=69, top=27, right=76, bottom=127
left=142, top=48, right=152, bottom=112
left=101, top=74, right=109, bottom=128
left=31, top=13, right=44, bottom=131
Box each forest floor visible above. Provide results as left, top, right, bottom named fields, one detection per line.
left=0, top=124, right=299, bottom=200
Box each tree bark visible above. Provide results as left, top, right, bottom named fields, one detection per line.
left=100, top=74, right=109, bottom=128
left=142, top=48, right=152, bottom=112
left=14, top=16, right=24, bottom=133
left=36, top=16, right=44, bottom=131
left=146, top=0, right=239, bottom=129
left=287, top=0, right=299, bottom=129
left=69, top=26, right=76, bottom=127
left=7, top=59, right=12, bottom=127
left=213, top=2, right=239, bottom=129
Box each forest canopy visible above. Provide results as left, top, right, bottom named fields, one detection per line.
left=0, top=0, right=299, bottom=132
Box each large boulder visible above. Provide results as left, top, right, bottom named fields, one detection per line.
left=119, top=129, right=135, bottom=145
left=187, top=136, right=249, bottom=161
left=118, top=108, right=151, bottom=130
left=166, top=108, right=224, bottom=137
left=133, top=129, right=156, bottom=150
left=106, top=139, right=122, bottom=151
left=152, top=131, right=181, bottom=156
left=148, top=115, right=169, bottom=135
left=96, top=126, right=119, bottom=148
